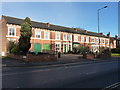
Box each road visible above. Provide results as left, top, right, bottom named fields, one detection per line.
left=2, top=59, right=120, bottom=88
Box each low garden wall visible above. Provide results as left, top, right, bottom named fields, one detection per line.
left=8, top=53, right=58, bottom=62
left=96, top=53, right=111, bottom=58
left=83, top=54, right=95, bottom=59
left=82, top=53, right=111, bottom=59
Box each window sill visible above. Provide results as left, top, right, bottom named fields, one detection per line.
left=6, top=35, right=17, bottom=37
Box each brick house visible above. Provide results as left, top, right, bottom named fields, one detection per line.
left=0, top=15, right=117, bottom=56
left=116, top=38, right=120, bottom=48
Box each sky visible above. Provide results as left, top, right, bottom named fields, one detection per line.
left=2, top=2, right=118, bottom=37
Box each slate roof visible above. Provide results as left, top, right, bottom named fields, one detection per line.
left=2, top=15, right=109, bottom=38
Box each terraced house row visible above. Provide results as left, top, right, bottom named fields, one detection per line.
left=0, top=15, right=117, bottom=56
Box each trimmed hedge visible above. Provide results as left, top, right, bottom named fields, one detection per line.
left=111, top=48, right=120, bottom=53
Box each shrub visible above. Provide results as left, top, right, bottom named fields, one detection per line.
left=11, top=45, right=22, bottom=55
left=8, top=41, right=22, bottom=55
left=102, top=47, right=111, bottom=54
left=8, top=41, right=16, bottom=53
left=67, top=51, right=73, bottom=54
left=18, top=17, right=32, bottom=55
left=111, top=48, right=120, bottom=53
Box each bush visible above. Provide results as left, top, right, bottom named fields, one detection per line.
left=67, top=51, right=73, bottom=54
left=111, top=48, right=120, bottom=53
left=8, top=41, right=16, bottom=53
left=8, top=41, right=22, bottom=55
left=102, top=48, right=111, bottom=54
left=11, top=45, right=22, bottom=55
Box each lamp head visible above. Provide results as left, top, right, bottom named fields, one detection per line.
left=104, top=6, right=108, bottom=8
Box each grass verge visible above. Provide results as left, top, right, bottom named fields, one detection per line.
left=111, top=53, right=120, bottom=57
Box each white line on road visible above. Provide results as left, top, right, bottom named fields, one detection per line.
left=86, top=71, right=96, bottom=75
left=102, top=82, right=120, bottom=90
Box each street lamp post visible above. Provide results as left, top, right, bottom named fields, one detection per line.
left=97, top=6, right=108, bottom=53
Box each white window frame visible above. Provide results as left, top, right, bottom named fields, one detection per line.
left=74, top=35, right=78, bottom=42
left=81, top=36, right=84, bottom=42
left=55, top=42, right=61, bottom=52
left=68, top=43, right=72, bottom=51
left=106, top=39, right=109, bottom=45
left=86, top=37, right=89, bottom=43
left=100, top=38, right=103, bottom=44
left=96, top=38, right=99, bottom=43
left=102, top=39, right=105, bottom=44
left=35, top=29, right=41, bottom=39
left=63, top=34, right=67, bottom=41
left=44, top=31, right=50, bottom=40
left=92, top=37, right=95, bottom=43
left=68, top=34, right=72, bottom=41
left=55, top=32, right=60, bottom=40
left=8, top=27, right=16, bottom=37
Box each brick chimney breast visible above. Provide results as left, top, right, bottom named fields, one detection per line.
left=84, top=30, right=88, bottom=33
left=74, top=28, right=77, bottom=31
left=46, top=22, right=50, bottom=27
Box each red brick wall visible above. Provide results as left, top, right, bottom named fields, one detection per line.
left=2, top=22, right=116, bottom=56
left=1, top=17, right=7, bottom=56
left=8, top=53, right=57, bottom=62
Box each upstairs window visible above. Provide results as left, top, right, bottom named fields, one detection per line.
left=35, top=30, right=41, bottom=38
left=74, top=35, right=78, bottom=42
left=92, top=37, right=95, bottom=42
left=44, top=32, right=50, bottom=39
left=63, top=34, right=67, bottom=40
left=81, top=36, right=84, bottom=42
left=106, top=40, right=109, bottom=44
left=102, top=39, right=105, bottom=44
left=86, top=37, right=89, bottom=43
left=8, top=27, right=16, bottom=36
left=96, top=38, right=99, bottom=43
left=56, top=33, right=60, bottom=40
left=100, top=39, right=103, bottom=44
left=68, top=34, right=72, bottom=41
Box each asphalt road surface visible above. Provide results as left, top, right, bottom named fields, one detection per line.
left=2, top=59, right=120, bottom=88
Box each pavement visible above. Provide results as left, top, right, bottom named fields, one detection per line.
left=2, top=54, right=120, bottom=67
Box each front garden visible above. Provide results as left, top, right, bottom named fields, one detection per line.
left=7, top=17, right=57, bottom=62
left=72, top=45, right=112, bottom=59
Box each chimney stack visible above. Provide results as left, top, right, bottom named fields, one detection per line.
left=84, top=30, right=88, bottom=33
left=107, top=32, right=110, bottom=37
left=99, top=33, right=103, bottom=35
left=115, top=35, right=118, bottom=39
left=74, top=28, right=77, bottom=31
left=46, top=22, right=50, bottom=27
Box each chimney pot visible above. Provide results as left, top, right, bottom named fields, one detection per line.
left=107, top=33, right=110, bottom=37
left=115, top=35, right=118, bottom=39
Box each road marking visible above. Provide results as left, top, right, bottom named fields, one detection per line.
left=102, top=82, right=120, bottom=90
left=86, top=71, right=96, bottom=75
